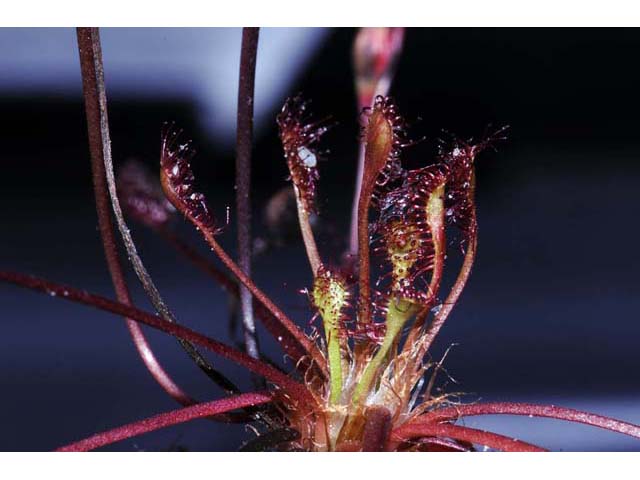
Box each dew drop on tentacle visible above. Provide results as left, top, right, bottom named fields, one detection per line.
left=277, top=96, right=330, bottom=214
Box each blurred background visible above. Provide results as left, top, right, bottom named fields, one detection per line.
left=1, top=28, right=639, bottom=451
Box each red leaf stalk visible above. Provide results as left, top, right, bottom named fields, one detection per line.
left=57, top=392, right=272, bottom=452
left=391, top=422, right=546, bottom=452
left=0, top=271, right=313, bottom=405
left=416, top=402, right=640, bottom=439
left=76, top=27, right=193, bottom=406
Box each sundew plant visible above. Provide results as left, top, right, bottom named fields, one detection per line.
left=2, top=27, right=640, bottom=452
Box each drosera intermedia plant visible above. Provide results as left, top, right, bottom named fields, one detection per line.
left=2, top=27, right=640, bottom=452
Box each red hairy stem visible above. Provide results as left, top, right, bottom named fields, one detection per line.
left=0, top=271, right=313, bottom=404
left=56, top=392, right=272, bottom=452
left=353, top=166, right=382, bottom=337
left=200, top=229, right=328, bottom=377
left=158, top=226, right=312, bottom=367
left=400, top=179, right=448, bottom=354
left=415, top=402, right=640, bottom=439
left=252, top=298, right=314, bottom=369
left=413, top=139, right=498, bottom=357
left=355, top=110, right=391, bottom=331
left=390, top=422, right=546, bottom=452
left=76, top=27, right=192, bottom=406
left=153, top=231, right=285, bottom=427
left=235, top=27, right=260, bottom=361
left=356, top=181, right=374, bottom=329
left=418, top=228, right=477, bottom=357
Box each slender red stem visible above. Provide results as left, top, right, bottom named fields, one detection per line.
left=77, top=27, right=233, bottom=394
left=200, top=229, right=328, bottom=378
left=416, top=402, right=640, bottom=439
left=391, top=422, right=546, bottom=452
left=401, top=195, right=447, bottom=355
left=235, top=27, right=260, bottom=361
left=56, top=392, right=272, bottom=452
left=356, top=182, right=374, bottom=329
left=76, top=27, right=193, bottom=406
left=159, top=226, right=313, bottom=368
left=0, top=271, right=313, bottom=405
left=158, top=227, right=238, bottom=294
left=159, top=122, right=326, bottom=378
left=417, top=230, right=477, bottom=357
left=140, top=233, right=281, bottom=427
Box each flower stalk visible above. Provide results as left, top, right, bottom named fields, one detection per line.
left=76, top=27, right=197, bottom=405
left=235, top=27, right=261, bottom=361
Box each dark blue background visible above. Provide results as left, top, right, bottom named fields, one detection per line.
left=1, top=28, right=639, bottom=451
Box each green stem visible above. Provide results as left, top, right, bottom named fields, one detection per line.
left=352, top=298, right=416, bottom=405
left=325, top=325, right=343, bottom=404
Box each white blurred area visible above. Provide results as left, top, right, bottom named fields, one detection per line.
left=0, top=27, right=330, bottom=145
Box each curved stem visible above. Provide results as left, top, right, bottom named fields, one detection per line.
left=153, top=230, right=282, bottom=428
left=391, top=422, right=546, bottom=452
left=56, top=392, right=272, bottom=452
left=76, top=27, right=236, bottom=395
left=417, top=230, right=477, bottom=358
left=401, top=185, right=447, bottom=354
left=76, top=27, right=193, bottom=406
left=157, top=226, right=310, bottom=366
left=0, top=271, right=313, bottom=405
left=235, top=27, right=260, bottom=361
left=200, top=229, right=328, bottom=378
left=417, top=402, right=640, bottom=439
